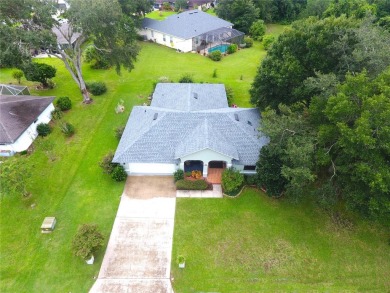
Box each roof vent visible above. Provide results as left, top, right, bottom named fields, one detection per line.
left=234, top=114, right=239, bottom=121
left=193, top=92, right=198, bottom=99
left=247, top=121, right=252, bottom=126
left=153, top=113, right=158, bottom=120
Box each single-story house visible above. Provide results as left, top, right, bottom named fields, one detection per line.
left=113, top=83, right=268, bottom=180
left=0, top=95, right=55, bottom=156
left=0, top=84, right=30, bottom=96
left=140, top=10, right=244, bottom=53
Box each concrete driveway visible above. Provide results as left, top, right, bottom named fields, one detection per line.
left=90, top=177, right=176, bottom=293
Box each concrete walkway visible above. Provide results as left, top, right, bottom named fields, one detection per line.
left=90, top=177, right=176, bottom=293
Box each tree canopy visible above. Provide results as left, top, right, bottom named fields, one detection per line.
left=0, top=0, right=142, bottom=103
left=215, top=0, right=260, bottom=33
left=250, top=16, right=390, bottom=109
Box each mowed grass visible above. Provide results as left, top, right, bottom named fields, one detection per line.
left=145, top=10, right=176, bottom=20
left=0, top=40, right=265, bottom=292
left=171, top=188, right=390, bottom=292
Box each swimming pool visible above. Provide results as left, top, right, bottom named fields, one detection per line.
left=208, top=44, right=229, bottom=54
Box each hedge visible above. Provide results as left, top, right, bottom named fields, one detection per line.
left=176, top=179, right=208, bottom=190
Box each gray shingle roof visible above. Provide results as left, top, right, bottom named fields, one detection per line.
left=142, top=10, right=232, bottom=39
left=0, top=95, right=54, bottom=144
left=151, top=83, right=228, bottom=111
left=174, top=119, right=239, bottom=159
left=113, top=84, right=268, bottom=166
left=52, top=22, right=81, bottom=45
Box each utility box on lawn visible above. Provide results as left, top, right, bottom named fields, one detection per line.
left=41, top=217, right=56, bottom=233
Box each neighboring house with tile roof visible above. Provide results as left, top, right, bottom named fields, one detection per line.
left=0, top=95, right=54, bottom=156
left=140, top=10, right=244, bottom=53
left=113, top=83, right=268, bottom=176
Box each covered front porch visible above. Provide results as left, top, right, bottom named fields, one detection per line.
left=182, top=159, right=228, bottom=184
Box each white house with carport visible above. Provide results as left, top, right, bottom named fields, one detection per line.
left=140, top=10, right=244, bottom=53
left=113, top=83, right=268, bottom=182
left=0, top=94, right=54, bottom=156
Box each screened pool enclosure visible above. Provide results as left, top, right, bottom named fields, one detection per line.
left=192, top=27, right=245, bottom=53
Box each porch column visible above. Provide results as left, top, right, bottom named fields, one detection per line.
left=179, top=161, right=184, bottom=171
left=227, top=161, right=232, bottom=169
left=203, top=161, right=208, bottom=177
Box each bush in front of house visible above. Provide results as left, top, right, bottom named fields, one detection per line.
left=60, top=121, right=75, bottom=137
left=178, top=73, right=194, bottom=83
left=227, top=44, right=238, bottom=54
left=174, top=169, right=184, bottom=182
left=225, top=86, right=234, bottom=106
left=36, top=123, right=51, bottom=137
left=72, top=224, right=104, bottom=260
left=115, top=125, right=125, bottom=140
left=51, top=108, right=63, bottom=120
left=244, top=37, right=253, bottom=48
left=23, top=62, right=56, bottom=88
left=221, top=167, right=244, bottom=195
left=111, top=165, right=127, bottom=182
left=176, top=179, right=208, bottom=190
left=56, top=96, right=72, bottom=111
left=86, top=81, right=107, bottom=96
left=99, top=152, right=116, bottom=174
left=209, top=50, right=222, bottom=61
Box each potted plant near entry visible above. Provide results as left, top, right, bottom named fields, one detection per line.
left=177, top=255, right=186, bottom=268
left=72, top=224, right=104, bottom=264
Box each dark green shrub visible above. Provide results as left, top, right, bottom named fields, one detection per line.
left=176, top=179, right=208, bottom=190
left=72, top=224, right=104, bottom=260
left=209, top=50, right=222, bottom=61
left=23, top=62, right=56, bottom=88
left=221, top=167, right=244, bottom=195
left=19, top=150, right=28, bottom=155
left=86, top=81, right=107, bottom=96
left=263, top=35, right=275, bottom=50
left=36, top=123, right=51, bottom=137
left=178, top=73, right=194, bottom=83
left=173, top=169, right=184, bottom=182
left=227, top=44, right=238, bottom=54
left=185, top=171, right=191, bottom=177
left=56, top=96, right=72, bottom=111
left=111, top=165, right=127, bottom=182
left=225, top=86, right=234, bottom=106
left=99, top=152, right=116, bottom=174
left=244, top=37, right=253, bottom=48
left=51, top=108, right=63, bottom=120
left=115, top=125, right=125, bottom=140
left=244, top=174, right=258, bottom=185
left=60, top=121, right=75, bottom=137
left=212, top=68, right=218, bottom=78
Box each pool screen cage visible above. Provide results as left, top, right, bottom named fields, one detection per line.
left=192, top=27, right=245, bottom=53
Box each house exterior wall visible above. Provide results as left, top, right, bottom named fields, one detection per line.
left=125, top=162, right=177, bottom=175
left=232, top=164, right=257, bottom=175
left=0, top=103, right=54, bottom=156
left=179, top=148, right=232, bottom=177
left=140, top=28, right=193, bottom=52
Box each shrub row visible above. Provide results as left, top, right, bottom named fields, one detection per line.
left=176, top=179, right=208, bottom=190
left=86, top=81, right=107, bottom=96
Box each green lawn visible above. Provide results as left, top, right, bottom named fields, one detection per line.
left=0, top=41, right=265, bottom=292
left=145, top=10, right=176, bottom=20
left=171, top=188, right=390, bottom=292
left=266, top=23, right=288, bottom=36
